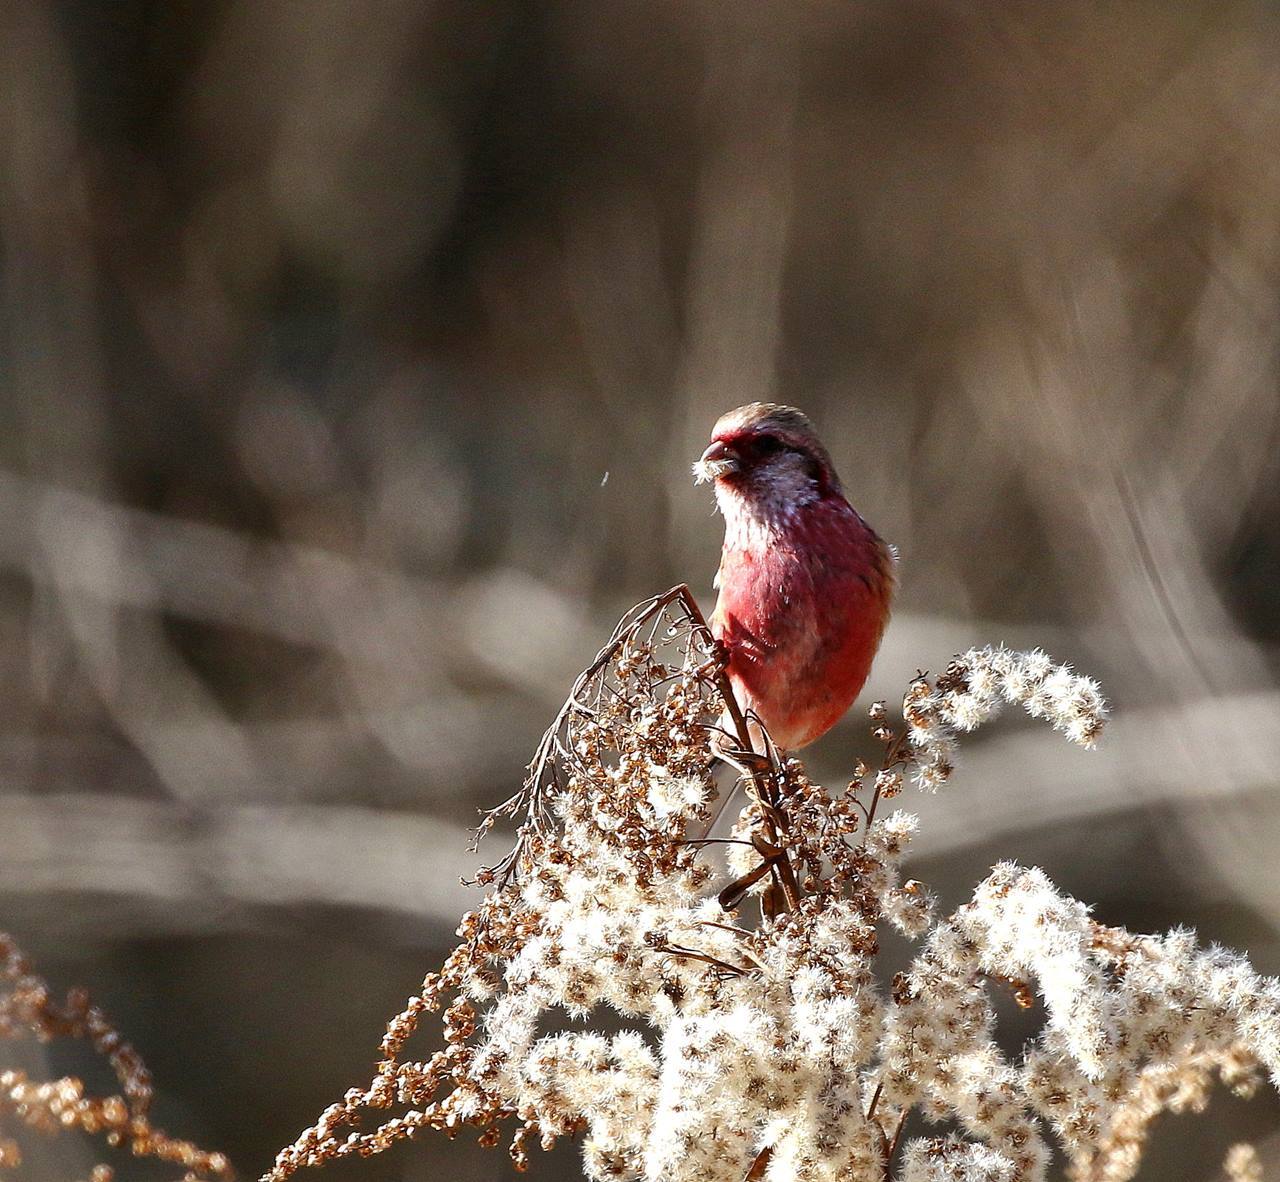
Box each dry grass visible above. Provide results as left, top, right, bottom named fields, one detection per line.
left=0, top=933, right=231, bottom=1182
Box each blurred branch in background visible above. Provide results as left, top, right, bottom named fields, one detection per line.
left=2, top=469, right=1278, bottom=917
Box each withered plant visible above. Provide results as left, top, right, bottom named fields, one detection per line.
left=0, top=933, right=232, bottom=1182
left=265, top=587, right=1277, bottom=1182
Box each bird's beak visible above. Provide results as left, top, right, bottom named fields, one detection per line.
left=693, top=440, right=740, bottom=483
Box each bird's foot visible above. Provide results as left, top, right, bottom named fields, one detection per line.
left=694, top=638, right=731, bottom=680
left=727, top=748, right=773, bottom=776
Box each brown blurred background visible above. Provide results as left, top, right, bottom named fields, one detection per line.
left=3, top=1, right=1280, bottom=1177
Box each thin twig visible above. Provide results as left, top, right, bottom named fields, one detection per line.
left=865, top=1080, right=883, bottom=1123
left=658, top=945, right=753, bottom=978
left=884, top=1109, right=908, bottom=1179
left=676, top=589, right=801, bottom=911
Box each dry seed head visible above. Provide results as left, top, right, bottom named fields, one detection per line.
left=260, top=594, right=1279, bottom=1182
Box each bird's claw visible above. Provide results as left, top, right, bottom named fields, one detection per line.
left=694, top=638, right=731, bottom=680
left=726, top=747, right=773, bottom=776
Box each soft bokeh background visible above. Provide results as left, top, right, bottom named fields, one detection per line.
left=4, top=1, right=1280, bottom=1178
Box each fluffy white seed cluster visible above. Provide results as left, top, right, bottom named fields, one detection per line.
left=879, top=860, right=1280, bottom=1182
left=472, top=803, right=1280, bottom=1182
left=265, top=635, right=1277, bottom=1182
left=469, top=767, right=898, bottom=1182
left=1226, top=1144, right=1265, bottom=1182
left=905, top=648, right=1107, bottom=790
left=900, top=1137, right=1019, bottom=1182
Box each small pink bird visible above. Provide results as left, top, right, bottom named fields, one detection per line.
left=695, top=403, right=895, bottom=751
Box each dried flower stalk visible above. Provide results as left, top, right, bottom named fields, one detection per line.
left=264, top=586, right=1277, bottom=1182
left=0, top=932, right=232, bottom=1182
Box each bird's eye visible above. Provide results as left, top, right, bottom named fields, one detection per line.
left=753, top=434, right=783, bottom=456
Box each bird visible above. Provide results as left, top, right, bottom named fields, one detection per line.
left=694, top=402, right=895, bottom=752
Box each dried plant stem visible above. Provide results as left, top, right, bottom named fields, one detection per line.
left=0, top=933, right=231, bottom=1182
left=667, top=585, right=801, bottom=912
left=885, top=1110, right=908, bottom=1175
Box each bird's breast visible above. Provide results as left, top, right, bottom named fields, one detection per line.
left=710, top=499, right=894, bottom=747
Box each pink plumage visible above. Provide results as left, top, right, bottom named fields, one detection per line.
left=695, top=403, right=895, bottom=750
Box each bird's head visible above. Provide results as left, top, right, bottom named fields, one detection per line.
left=693, top=403, right=843, bottom=515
